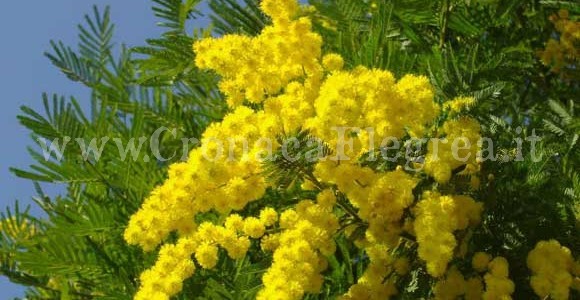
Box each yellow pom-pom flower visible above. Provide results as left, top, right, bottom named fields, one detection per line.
left=472, top=252, right=492, bottom=273
left=527, top=240, right=575, bottom=300
left=243, top=217, right=266, bottom=239
left=195, top=243, right=219, bottom=269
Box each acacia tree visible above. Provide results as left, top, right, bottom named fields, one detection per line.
left=1, top=0, right=578, bottom=299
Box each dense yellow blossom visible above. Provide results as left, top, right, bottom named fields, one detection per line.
left=259, top=207, right=279, bottom=227
left=133, top=212, right=279, bottom=298
left=224, top=214, right=244, bottom=232
left=260, top=233, right=280, bottom=252
left=433, top=266, right=467, bottom=300
left=527, top=240, right=575, bottom=299
left=322, top=53, right=344, bottom=71
left=124, top=106, right=279, bottom=251
left=194, top=0, right=321, bottom=107
left=465, top=276, right=484, bottom=300
left=340, top=244, right=398, bottom=300
left=424, top=117, right=482, bottom=184
left=123, top=0, right=501, bottom=298
left=134, top=236, right=197, bottom=300
left=482, top=256, right=515, bottom=300
left=414, top=192, right=483, bottom=277
left=306, top=68, right=439, bottom=157
left=243, top=217, right=266, bottom=239
left=257, top=201, right=338, bottom=300
left=315, top=162, right=418, bottom=246
left=316, top=189, right=337, bottom=209
left=134, top=210, right=281, bottom=298
left=539, top=10, right=579, bottom=73
left=195, top=242, right=219, bottom=269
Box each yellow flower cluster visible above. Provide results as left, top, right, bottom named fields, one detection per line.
left=433, top=266, right=484, bottom=300
left=135, top=207, right=278, bottom=299
left=258, top=199, right=339, bottom=300
left=194, top=0, right=321, bottom=107
left=465, top=276, right=485, bottom=300
left=472, top=251, right=492, bottom=273
left=134, top=237, right=197, bottom=300
left=539, top=10, right=580, bottom=73
left=262, top=74, right=321, bottom=134
left=124, top=106, right=279, bottom=251
left=340, top=244, right=398, bottom=300
left=322, top=53, right=344, bottom=71
left=414, top=192, right=483, bottom=277
left=125, top=0, right=494, bottom=298
left=306, top=68, right=439, bottom=156
left=315, top=163, right=418, bottom=245
left=424, top=117, right=481, bottom=184
left=482, top=256, right=515, bottom=300
left=444, top=96, right=476, bottom=114
left=527, top=240, right=575, bottom=300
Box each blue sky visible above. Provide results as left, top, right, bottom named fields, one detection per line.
left=0, top=0, right=209, bottom=297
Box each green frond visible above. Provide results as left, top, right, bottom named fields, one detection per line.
left=78, top=6, right=114, bottom=70
left=152, top=0, right=202, bottom=32
left=262, top=130, right=331, bottom=189
left=209, top=0, right=267, bottom=35
left=17, top=94, right=86, bottom=143
left=548, top=99, right=573, bottom=125
left=45, top=40, right=98, bottom=86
